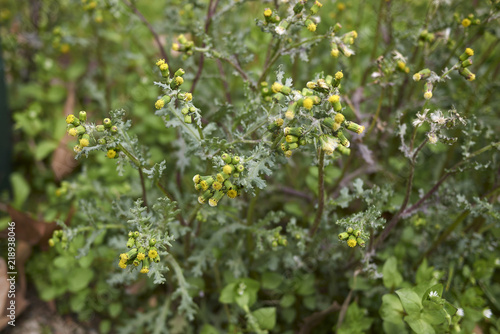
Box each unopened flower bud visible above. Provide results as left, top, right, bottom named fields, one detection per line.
left=79, top=110, right=87, bottom=122
left=338, top=232, right=349, bottom=240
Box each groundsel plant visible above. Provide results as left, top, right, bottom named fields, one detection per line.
left=12, top=0, right=496, bottom=332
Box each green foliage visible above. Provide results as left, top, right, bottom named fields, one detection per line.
left=2, top=0, right=500, bottom=333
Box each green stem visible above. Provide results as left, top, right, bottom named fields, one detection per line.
left=117, top=143, right=149, bottom=209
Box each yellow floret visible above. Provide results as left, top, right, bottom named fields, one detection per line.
left=461, top=18, right=471, bottom=27
left=156, top=59, right=165, bottom=66
left=334, top=113, right=345, bottom=123
left=68, top=128, right=77, bottom=137
left=347, top=238, right=357, bottom=247
left=107, top=149, right=116, bottom=159
left=223, top=165, right=233, bottom=175
left=79, top=138, right=89, bottom=147
left=303, top=98, right=314, bottom=110
left=184, top=93, right=193, bottom=101
left=424, top=91, right=433, bottom=100
left=120, top=253, right=128, bottom=262
left=227, top=189, right=238, bottom=198
left=328, top=95, right=340, bottom=103
left=465, top=48, right=474, bottom=56
left=118, top=261, right=127, bottom=269
left=155, top=99, right=165, bottom=109
left=140, top=268, right=149, bottom=274
left=271, top=82, right=283, bottom=93
left=413, top=73, right=421, bottom=81
left=331, top=49, right=339, bottom=57
left=160, top=63, right=169, bottom=71
left=264, top=8, right=272, bottom=17
left=66, top=114, right=75, bottom=124
left=335, top=71, right=343, bottom=80
left=307, top=23, right=317, bottom=32
left=137, top=252, right=145, bottom=261
left=148, top=250, right=158, bottom=259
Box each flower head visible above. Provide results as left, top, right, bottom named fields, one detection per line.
left=335, top=71, right=343, bottom=80
left=155, top=99, right=165, bottom=109
left=429, top=291, right=439, bottom=298
left=430, top=110, right=446, bottom=125
left=148, top=249, right=158, bottom=259
left=428, top=133, right=438, bottom=144
left=347, top=237, right=357, bottom=247
left=68, top=128, right=77, bottom=137
left=462, top=18, right=471, bottom=27
left=457, top=308, right=464, bottom=317
left=271, top=82, right=283, bottom=93
left=66, top=114, right=75, bottom=124
left=275, top=26, right=286, bottom=35
left=307, top=22, right=317, bottom=32
left=227, top=189, right=238, bottom=199
left=328, top=95, right=340, bottom=104
left=137, top=252, right=145, bottom=261
left=483, top=309, right=492, bottom=319
left=303, top=98, right=314, bottom=110
left=118, top=261, right=127, bottom=269
left=79, top=138, right=89, bottom=147
left=107, top=149, right=117, bottom=159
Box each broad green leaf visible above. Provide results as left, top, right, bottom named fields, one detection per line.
left=108, top=302, right=122, bottom=318
left=235, top=291, right=250, bottom=309
left=67, top=268, right=94, bottom=292
left=396, top=288, right=422, bottom=315
left=404, top=315, right=435, bottom=334
left=10, top=172, right=30, bottom=209
left=280, top=294, right=296, bottom=308
left=338, top=302, right=373, bottom=334
left=252, top=307, right=276, bottom=330
left=219, top=282, right=237, bottom=304
left=380, top=294, right=405, bottom=322
left=261, top=272, right=283, bottom=290
left=200, top=324, right=219, bottom=334
left=296, top=274, right=315, bottom=296
left=416, top=259, right=434, bottom=284
left=383, top=256, right=403, bottom=289
left=70, top=288, right=89, bottom=312
left=421, top=303, right=447, bottom=325
left=34, top=140, right=58, bottom=161
left=383, top=320, right=408, bottom=334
